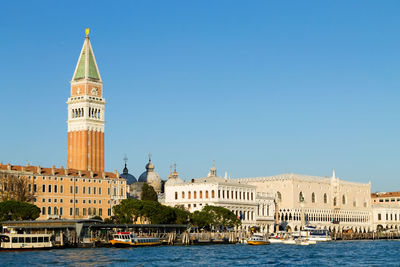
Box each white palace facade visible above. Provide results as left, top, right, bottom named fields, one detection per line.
left=165, top=165, right=378, bottom=233
left=164, top=164, right=275, bottom=232
left=238, top=171, right=372, bottom=233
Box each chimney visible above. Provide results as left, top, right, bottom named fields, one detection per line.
left=7, top=163, right=11, bottom=171
left=90, top=171, right=94, bottom=178
left=51, top=166, right=56, bottom=176
left=37, top=165, right=41, bottom=174
left=78, top=170, right=82, bottom=177
left=114, top=170, right=120, bottom=179
left=21, top=166, right=25, bottom=172
left=102, top=172, right=106, bottom=179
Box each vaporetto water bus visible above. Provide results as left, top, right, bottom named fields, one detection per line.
left=110, top=232, right=161, bottom=247
left=0, top=233, right=53, bottom=250
left=293, top=226, right=332, bottom=242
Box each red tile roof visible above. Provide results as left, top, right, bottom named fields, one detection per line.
left=0, top=163, right=120, bottom=179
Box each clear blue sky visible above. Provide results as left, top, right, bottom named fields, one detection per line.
left=0, top=1, right=399, bottom=191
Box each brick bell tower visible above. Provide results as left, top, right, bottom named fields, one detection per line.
left=67, top=29, right=105, bottom=172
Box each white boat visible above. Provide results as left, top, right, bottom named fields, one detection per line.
left=268, top=235, right=283, bottom=243
left=0, top=233, right=53, bottom=250
left=247, top=233, right=270, bottom=245
left=295, top=238, right=310, bottom=246
left=282, top=238, right=296, bottom=245
left=293, top=226, right=331, bottom=242
left=110, top=232, right=161, bottom=247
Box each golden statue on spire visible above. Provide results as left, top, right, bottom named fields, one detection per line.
left=85, top=28, right=90, bottom=37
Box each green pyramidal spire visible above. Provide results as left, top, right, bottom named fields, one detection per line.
left=72, top=29, right=102, bottom=82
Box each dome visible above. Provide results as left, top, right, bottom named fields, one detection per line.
left=165, top=176, right=184, bottom=186
left=138, top=158, right=162, bottom=193
left=165, top=166, right=183, bottom=186
left=120, top=163, right=137, bottom=185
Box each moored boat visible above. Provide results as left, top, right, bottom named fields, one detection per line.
left=247, top=233, right=270, bottom=245
left=110, top=232, right=161, bottom=247
left=0, top=233, right=53, bottom=250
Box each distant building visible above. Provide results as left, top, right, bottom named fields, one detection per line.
left=164, top=163, right=275, bottom=232
left=238, top=171, right=372, bottom=233
left=371, top=192, right=400, bottom=231
left=0, top=163, right=126, bottom=220
left=0, top=30, right=128, bottom=220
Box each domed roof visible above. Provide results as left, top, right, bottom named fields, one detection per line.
left=165, top=165, right=184, bottom=186
left=120, top=163, right=137, bottom=184
left=138, top=157, right=162, bottom=193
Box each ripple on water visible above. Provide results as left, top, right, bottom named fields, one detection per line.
left=2, top=240, right=400, bottom=266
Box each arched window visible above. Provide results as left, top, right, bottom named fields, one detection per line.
left=199, top=191, right=203, bottom=199
left=353, top=200, right=356, bottom=207
left=54, top=207, right=58, bottom=215
left=205, top=191, right=209, bottom=198
left=188, top=191, right=191, bottom=199
left=175, top=192, right=178, bottom=200
left=235, top=191, right=238, bottom=199
left=251, top=192, right=253, bottom=201
left=48, top=207, right=51, bottom=215
left=333, top=197, right=337, bottom=206
left=211, top=190, right=215, bottom=198
left=231, top=191, right=234, bottom=199
left=342, top=195, right=346, bottom=205
left=182, top=192, right=185, bottom=199
left=277, top=192, right=282, bottom=202
left=194, top=191, right=197, bottom=199
left=324, top=193, right=327, bottom=204
left=227, top=190, right=229, bottom=199
left=247, top=192, right=250, bottom=200
left=299, top=192, right=304, bottom=202
left=312, top=192, right=315, bottom=203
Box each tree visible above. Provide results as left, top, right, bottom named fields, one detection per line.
left=141, top=183, right=158, bottom=201
left=112, top=199, right=191, bottom=224
left=0, top=200, right=41, bottom=221
left=192, top=205, right=241, bottom=230
left=0, top=171, right=35, bottom=202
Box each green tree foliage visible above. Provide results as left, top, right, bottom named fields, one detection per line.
left=113, top=199, right=190, bottom=224
left=141, top=183, right=158, bottom=201
left=0, top=200, right=41, bottom=221
left=112, top=200, right=239, bottom=230
left=192, top=205, right=241, bottom=230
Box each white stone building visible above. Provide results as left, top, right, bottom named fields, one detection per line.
left=238, top=171, right=372, bottom=233
left=164, top=163, right=275, bottom=231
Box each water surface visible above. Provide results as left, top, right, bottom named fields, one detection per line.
left=1, top=240, right=398, bottom=266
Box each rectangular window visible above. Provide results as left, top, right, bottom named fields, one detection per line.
left=75, top=208, right=79, bottom=216
left=88, top=187, right=91, bottom=194
left=114, top=188, right=116, bottom=196
left=33, top=184, right=37, bottom=192
left=42, top=184, right=46, bottom=193
left=83, top=186, right=86, bottom=194
left=98, top=187, right=101, bottom=195
left=108, top=188, right=110, bottom=195
left=75, top=186, right=78, bottom=194
left=60, top=207, right=63, bottom=216
left=83, top=208, right=87, bottom=216
left=70, top=208, right=73, bottom=216
left=60, top=185, right=63, bottom=193
left=42, top=207, right=46, bottom=215
left=70, top=186, right=73, bottom=194
left=28, top=184, right=32, bottom=192
left=54, top=185, right=57, bottom=193
left=48, top=185, right=52, bottom=193
left=108, top=208, right=111, bottom=216
left=94, top=187, right=96, bottom=195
